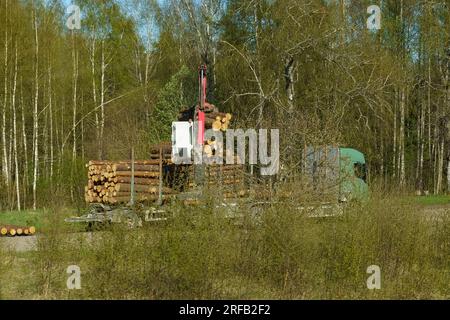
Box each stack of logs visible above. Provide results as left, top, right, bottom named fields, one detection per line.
left=204, top=112, right=232, bottom=132
left=185, top=163, right=247, bottom=199
left=85, top=160, right=176, bottom=204
left=150, top=142, right=172, bottom=161
left=0, top=225, right=36, bottom=237
left=178, top=107, right=233, bottom=159
left=178, top=108, right=232, bottom=132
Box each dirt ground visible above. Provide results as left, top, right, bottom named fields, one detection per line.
left=0, top=235, right=38, bottom=252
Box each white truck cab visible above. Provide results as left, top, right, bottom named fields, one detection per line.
left=171, top=121, right=194, bottom=163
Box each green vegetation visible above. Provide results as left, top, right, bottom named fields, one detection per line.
left=0, top=0, right=449, bottom=301
left=0, top=208, right=85, bottom=233
left=0, top=210, right=43, bottom=228
left=0, top=1, right=449, bottom=211
left=413, top=195, right=450, bottom=206
left=0, top=195, right=448, bottom=299
left=149, top=66, right=192, bottom=143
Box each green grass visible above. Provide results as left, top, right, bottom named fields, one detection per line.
left=413, top=195, right=450, bottom=206
left=0, top=210, right=43, bottom=228
left=0, top=207, right=84, bottom=231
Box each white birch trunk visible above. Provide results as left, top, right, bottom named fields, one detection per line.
left=48, top=65, right=53, bottom=180
left=12, top=45, right=20, bottom=210
left=399, top=88, right=406, bottom=186
left=100, top=40, right=106, bottom=159
left=72, top=32, right=78, bottom=161
left=437, top=139, right=444, bottom=194
left=90, top=37, right=99, bottom=145
left=2, top=0, right=10, bottom=187
left=32, top=5, right=39, bottom=210
left=20, top=77, right=28, bottom=207
left=392, top=92, right=397, bottom=179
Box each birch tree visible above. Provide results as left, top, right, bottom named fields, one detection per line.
left=32, top=3, right=39, bottom=210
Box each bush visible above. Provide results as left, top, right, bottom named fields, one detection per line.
left=4, top=191, right=448, bottom=299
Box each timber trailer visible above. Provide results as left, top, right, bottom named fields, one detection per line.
left=66, top=66, right=369, bottom=228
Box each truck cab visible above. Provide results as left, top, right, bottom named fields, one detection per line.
left=339, top=148, right=369, bottom=202
left=305, top=146, right=369, bottom=203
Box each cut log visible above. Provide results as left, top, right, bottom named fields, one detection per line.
left=114, top=171, right=160, bottom=178
left=89, top=159, right=162, bottom=166
left=150, top=153, right=171, bottom=160
left=221, top=122, right=229, bottom=131
left=204, top=111, right=229, bottom=119
left=108, top=177, right=118, bottom=183
left=112, top=190, right=170, bottom=198
left=204, top=145, right=213, bottom=157
left=212, top=120, right=222, bottom=131
left=112, top=164, right=160, bottom=172
left=150, top=143, right=172, bottom=154
left=116, top=176, right=160, bottom=185
left=114, top=183, right=173, bottom=194
left=28, top=226, right=36, bottom=235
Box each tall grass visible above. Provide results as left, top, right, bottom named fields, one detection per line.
left=2, top=191, right=449, bottom=299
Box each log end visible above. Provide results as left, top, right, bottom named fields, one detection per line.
left=28, top=226, right=36, bottom=235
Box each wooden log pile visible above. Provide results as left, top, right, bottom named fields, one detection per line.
left=204, top=111, right=232, bottom=132
left=178, top=109, right=232, bottom=132
left=184, top=162, right=247, bottom=199
left=178, top=105, right=233, bottom=159
left=85, top=160, right=176, bottom=204
left=0, top=225, right=36, bottom=237
left=150, top=142, right=172, bottom=161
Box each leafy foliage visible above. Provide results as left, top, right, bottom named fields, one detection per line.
left=149, top=65, right=191, bottom=143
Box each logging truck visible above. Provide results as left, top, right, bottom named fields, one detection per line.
left=66, top=66, right=368, bottom=227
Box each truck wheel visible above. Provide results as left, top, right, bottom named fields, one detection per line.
left=86, top=221, right=109, bottom=232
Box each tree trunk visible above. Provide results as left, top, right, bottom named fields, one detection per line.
left=285, top=56, right=295, bottom=113
left=428, top=57, right=432, bottom=160
left=48, top=65, right=53, bottom=180
left=445, top=49, right=450, bottom=192
left=2, top=0, right=10, bottom=187
left=399, top=88, right=406, bottom=186
left=100, top=40, right=106, bottom=159
left=90, top=37, right=101, bottom=158
left=20, top=77, right=28, bottom=207
left=392, top=91, right=397, bottom=180
left=32, top=4, right=39, bottom=210
left=437, top=138, right=444, bottom=194
left=12, top=44, right=20, bottom=210
left=418, top=97, right=425, bottom=193
left=72, top=31, right=78, bottom=161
